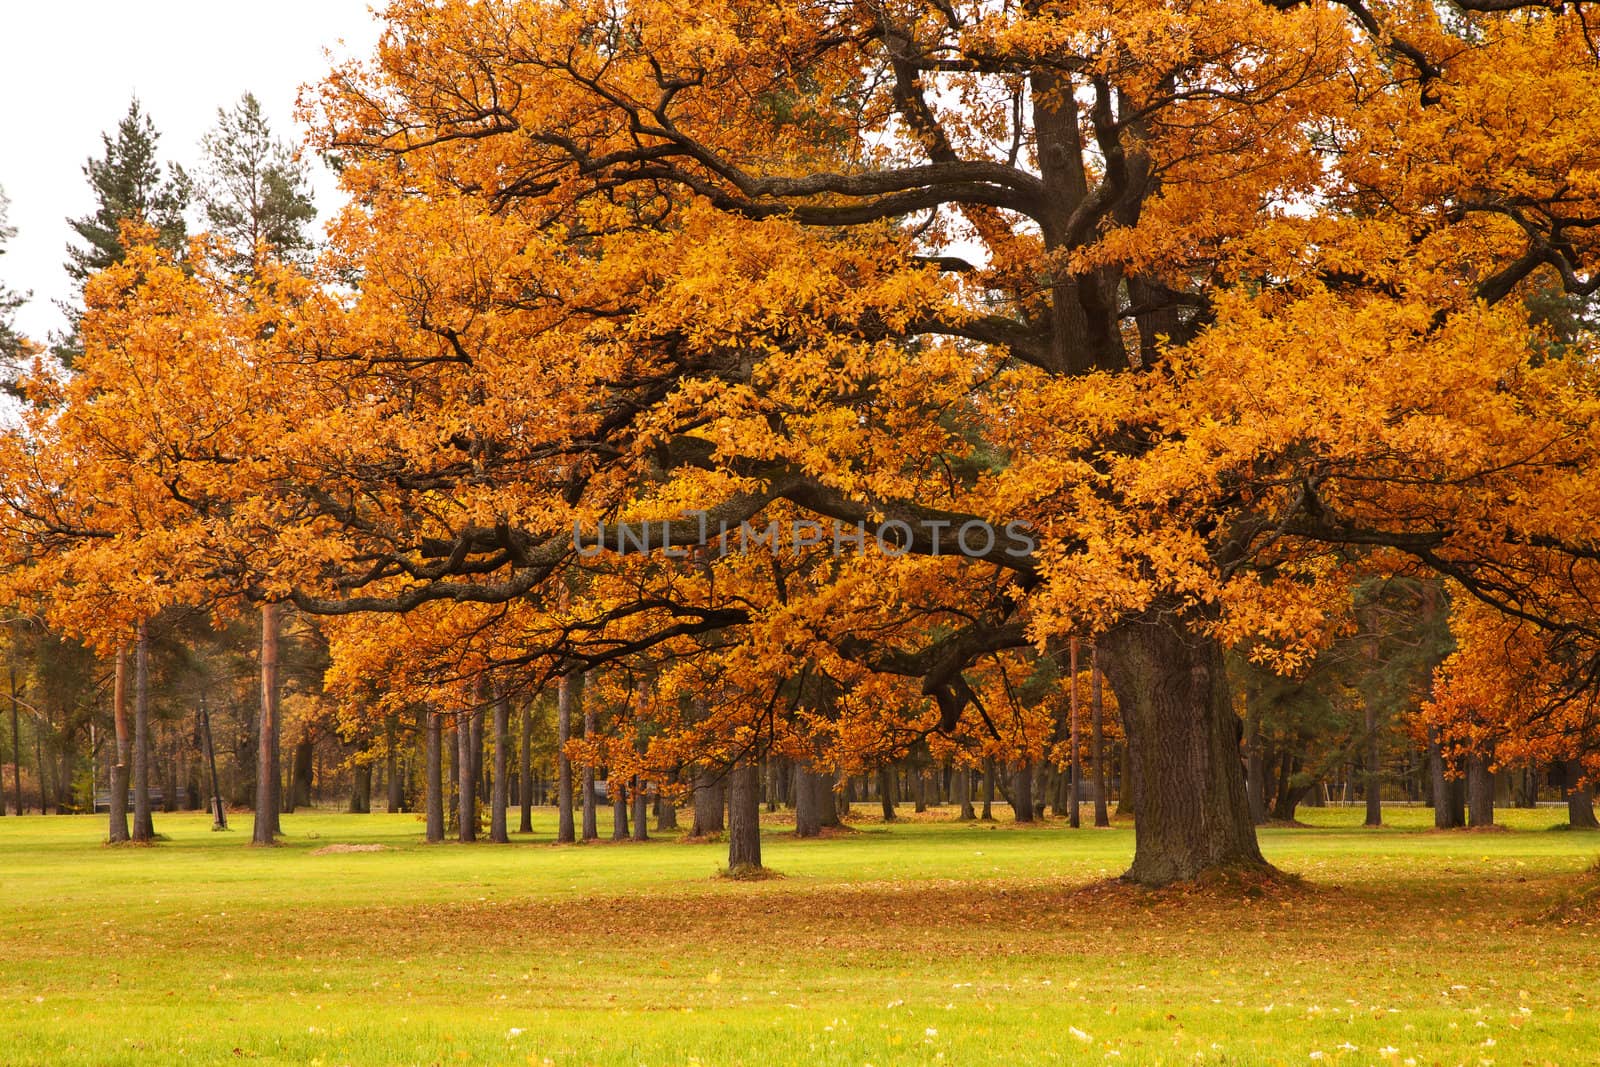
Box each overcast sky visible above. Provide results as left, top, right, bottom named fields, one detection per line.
left=0, top=1, right=385, bottom=341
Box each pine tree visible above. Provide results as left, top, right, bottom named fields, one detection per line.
left=56, top=99, right=190, bottom=365
left=0, top=186, right=26, bottom=370
left=198, top=93, right=316, bottom=275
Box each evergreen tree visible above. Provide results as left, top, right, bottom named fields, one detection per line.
left=198, top=93, right=316, bottom=275
left=0, top=186, right=26, bottom=369
left=64, top=99, right=190, bottom=283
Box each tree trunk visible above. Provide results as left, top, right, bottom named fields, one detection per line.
left=612, top=778, right=629, bottom=841
left=253, top=604, right=283, bottom=843
left=727, top=762, right=761, bottom=871
left=424, top=707, right=444, bottom=843
left=131, top=621, right=155, bottom=842
left=877, top=765, right=897, bottom=821
left=1009, top=762, right=1033, bottom=822
left=287, top=739, right=314, bottom=812
left=556, top=672, right=576, bottom=842
left=1069, top=637, right=1081, bottom=828
left=1244, top=691, right=1267, bottom=826
left=385, top=716, right=404, bottom=813
left=693, top=769, right=725, bottom=835
left=1429, top=731, right=1461, bottom=829
left=819, top=774, right=841, bottom=827
left=1099, top=613, right=1265, bottom=886
left=981, top=756, right=995, bottom=820
left=1364, top=696, right=1383, bottom=828
left=1467, top=754, right=1494, bottom=828
left=1091, top=648, right=1110, bottom=827
left=350, top=759, right=372, bottom=814
left=108, top=650, right=129, bottom=841
left=656, top=782, right=678, bottom=831
left=581, top=696, right=598, bottom=842
left=456, top=709, right=477, bottom=843
left=518, top=701, right=534, bottom=834
left=631, top=776, right=649, bottom=841
left=794, top=766, right=821, bottom=837
left=1564, top=760, right=1598, bottom=829
left=956, top=765, right=975, bottom=820
left=1115, top=743, right=1133, bottom=816
left=487, top=688, right=509, bottom=842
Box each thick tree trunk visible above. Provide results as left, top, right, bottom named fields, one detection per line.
left=287, top=739, right=314, bottom=812
left=350, top=759, right=372, bottom=814
left=1099, top=614, right=1266, bottom=886
left=108, top=650, right=129, bottom=842
left=1564, top=760, right=1598, bottom=829
left=727, top=762, right=761, bottom=870
left=424, top=708, right=444, bottom=842
left=1091, top=649, right=1110, bottom=827
left=518, top=701, right=534, bottom=834
left=956, top=765, right=975, bottom=820
left=1467, top=754, right=1494, bottom=828
left=131, top=622, right=155, bottom=842
left=819, top=774, right=841, bottom=827
left=656, top=783, right=678, bottom=831
left=490, top=688, right=510, bottom=842
left=1429, top=732, right=1461, bottom=829
left=693, top=769, right=725, bottom=835
left=556, top=672, right=576, bottom=842
left=1009, top=762, right=1033, bottom=822
left=794, top=765, right=821, bottom=837
left=877, top=765, right=897, bottom=821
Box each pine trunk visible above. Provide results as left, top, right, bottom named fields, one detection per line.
left=1091, top=649, right=1110, bottom=827
left=1099, top=613, right=1266, bottom=886
left=457, top=710, right=477, bottom=843
left=556, top=672, right=576, bottom=842
left=424, top=708, right=444, bottom=843
left=490, top=688, right=510, bottom=843
left=108, top=650, right=130, bottom=842
left=131, top=622, right=155, bottom=843
left=518, top=702, right=534, bottom=834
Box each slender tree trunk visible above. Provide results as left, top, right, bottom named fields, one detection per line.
left=424, top=708, right=444, bottom=843
left=877, top=765, right=897, bottom=821
left=1069, top=637, right=1082, bottom=828
left=385, top=716, right=404, bottom=813
left=795, top=765, right=821, bottom=837
left=581, top=693, right=598, bottom=841
left=981, top=756, right=995, bottom=820
left=518, top=701, right=534, bottom=834
left=457, top=709, right=477, bottom=843
left=1363, top=698, right=1383, bottom=827
left=1091, top=648, right=1110, bottom=827
left=1467, top=753, right=1494, bottom=828
left=727, top=761, right=761, bottom=870
left=1244, top=690, right=1267, bottom=826
left=1099, top=612, right=1265, bottom=886
left=1564, top=760, right=1598, bottom=829
left=631, top=776, right=649, bottom=841
left=108, top=650, right=129, bottom=841
left=556, top=672, right=576, bottom=842
left=612, top=778, right=630, bottom=840
left=490, top=687, right=510, bottom=843
left=200, top=697, right=226, bottom=829
left=253, top=604, right=281, bottom=845
left=131, top=622, right=155, bottom=842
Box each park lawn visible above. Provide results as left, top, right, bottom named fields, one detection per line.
left=0, top=806, right=1596, bottom=1067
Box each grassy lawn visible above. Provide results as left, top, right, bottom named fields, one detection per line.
left=0, top=805, right=1596, bottom=1066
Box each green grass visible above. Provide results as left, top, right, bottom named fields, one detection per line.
left=1, top=804, right=1597, bottom=1066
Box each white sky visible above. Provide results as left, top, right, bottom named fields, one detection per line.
left=0, top=1, right=386, bottom=341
